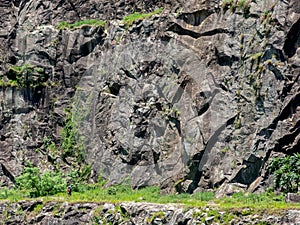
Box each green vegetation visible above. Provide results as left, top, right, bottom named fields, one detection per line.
left=67, top=165, right=92, bottom=192
left=0, top=74, right=4, bottom=86
left=221, top=0, right=250, bottom=17
left=56, top=19, right=106, bottom=30
left=39, top=100, right=91, bottom=194
left=221, top=0, right=237, bottom=13
left=61, top=108, right=85, bottom=163
left=10, top=160, right=92, bottom=199
left=250, top=52, right=263, bottom=61
left=60, top=89, right=95, bottom=165
left=3, top=64, right=47, bottom=88
left=33, top=203, right=44, bottom=215
left=237, top=0, right=247, bottom=9
left=221, top=0, right=234, bottom=9
left=1, top=178, right=298, bottom=212
left=269, top=153, right=300, bottom=193
left=39, top=109, right=89, bottom=180
left=43, top=136, right=59, bottom=161
left=214, top=191, right=285, bottom=210
left=221, top=146, right=230, bottom=153
left=1, top=154, right=296, bottom=211
left=146, top=211, right=166, bottom=224
left=44, top=93, right=92, bottom=171
left=0, top=188, right=29, bottom=202
left=193, top=191, right=215, bottom=201
left=122, top=8, right=163, bottom=28
left=15, top=161, right=66, bottom=198
left=234, top=115, right=242, bottom=129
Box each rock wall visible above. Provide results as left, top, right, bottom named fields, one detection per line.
left=0, top=200, right=300, bottom=225
left=0, top=0, right=300, bottom=194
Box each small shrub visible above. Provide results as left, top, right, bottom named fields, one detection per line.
left=5, top=64, right=47, bottom=88
left=268, top=153, right=300, bottom=193
left=15, top=161, right=66, bottom=197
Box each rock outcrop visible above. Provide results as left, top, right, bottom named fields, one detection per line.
left=0, top=0, right=299, bottom=194
left=0, top=200, right=300, bottom=225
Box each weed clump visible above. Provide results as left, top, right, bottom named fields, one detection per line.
left=56, top=19, right=106, bottom=30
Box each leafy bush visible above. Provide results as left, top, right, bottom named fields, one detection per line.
left=15, top=162, right=66, bottom=197
left=268, top=153, right=300, bottom=193
left=5, top=64, right=47, bottom=88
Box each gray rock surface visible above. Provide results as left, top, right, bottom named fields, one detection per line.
left=0, top=200, right=299, bottom=225
left=285, top=193, right=300, bottom=203
left=0, top=0, right=299, bottom=194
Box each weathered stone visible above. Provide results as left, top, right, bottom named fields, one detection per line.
left=0, top=0, right=300, bottom=195
left=102, top=203, right=115, bottom=212
left=0, top=201, right=299, bottom=225
left=215, top=183, right=247, bottom=198
left=285, top=193, right=300, bottom=203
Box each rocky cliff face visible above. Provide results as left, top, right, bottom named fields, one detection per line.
left=1, top=200, right=300, bottom=224
left=0, top=0, right=299, bottom=194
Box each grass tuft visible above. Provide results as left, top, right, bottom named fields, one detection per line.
left=56, top=19, right=106, bottom=30
left=122, top=8, right=163, bottom=28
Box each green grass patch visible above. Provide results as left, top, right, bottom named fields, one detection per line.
left=237, top=0, right=247, bottom=10
left=56, top=19, right=106, bottom=30
left=213, top=191, right=290, bottom=212
left=15, top=161, right=66, bottom=198
left=0, top=188, right=30, bottom=202
left=122, top=8, right=163, bottom=28
left=33, top=203, right=44, bottom=215
left=1, top=182, right=299, bottom=213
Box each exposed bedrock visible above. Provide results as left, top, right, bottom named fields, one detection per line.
left=0, top=0, right=299, bottom=195
left=1, top=201, right=300, bottom=224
